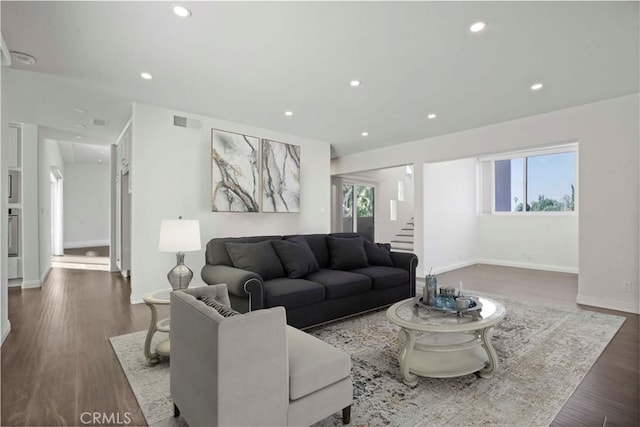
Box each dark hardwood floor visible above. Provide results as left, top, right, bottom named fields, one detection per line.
left=1, top=268, right=168, bottom=426
left=1, top=265, right=638, bottom=426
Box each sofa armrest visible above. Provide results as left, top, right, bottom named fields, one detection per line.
left=390, top=252, right=419, bottom=297
left=201, top=265, right=265, bottom=311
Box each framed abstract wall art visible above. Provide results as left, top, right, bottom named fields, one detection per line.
left=211, top=129, right=260, bottom=212
left=261, top=139, right=300, bottom=213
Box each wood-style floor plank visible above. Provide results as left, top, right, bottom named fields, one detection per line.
left=2, top=264, right=638, bottom=426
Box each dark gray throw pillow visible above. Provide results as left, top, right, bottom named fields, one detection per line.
left=197, top=296, right=240, bottom=317
left=326, top=236, right=368, bottom=270
left=364, top=240, right=394, bottom=267
left=225, top=240, right=285, bottom=280
left=272, top=236, right=320, bottom=279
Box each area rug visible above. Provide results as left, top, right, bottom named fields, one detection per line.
left=110, top=292, right=625, bottom=427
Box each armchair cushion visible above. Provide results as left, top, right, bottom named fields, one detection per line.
left=272, top=236, right=319, bottom=279
left=225, top=240, right=285, bottom=280
left=286, top=326, right=352, bottom=401
left=197, top=296, right=241, bottom=317
left=326, top=236, right=368, bottom=270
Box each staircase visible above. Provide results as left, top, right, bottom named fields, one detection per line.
left=390, top=217, right=414, bottom=252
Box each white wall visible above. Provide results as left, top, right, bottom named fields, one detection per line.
left=0, top=40, right=10, bottom=344
left=38, top=139, right=65, bottom=281
left=477, top=215, right=578, bottom=273
left=63, top=163, right=110, bottom=248
left=20, top=124, right=40, bottom=288
left=130, top=103, right=331, bottom=303
left=332, top=94, right=639, bottom=314
left=423, top=158, right=478, bottom=274
left=371, top=166, right=414, bottom=244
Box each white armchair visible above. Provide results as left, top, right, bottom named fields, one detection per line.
left=170, top=284, right=353, bottom=426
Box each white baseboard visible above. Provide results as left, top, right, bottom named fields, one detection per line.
left=21, top=280, right=42, bottom=289
left=64, top=239, right=109, bottom=249
left=577, top=294, right=639, bottom=314
left=1, top=320, right=11, bottom=346
left=475, top=259, right=578, bottom=274
left=41, top=267, right=51, bottom=284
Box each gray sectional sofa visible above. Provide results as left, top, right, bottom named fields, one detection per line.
left=201, top=232, right=418, bottom=329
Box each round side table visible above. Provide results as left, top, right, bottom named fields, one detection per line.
left=143, top=288, right=172, bottom=364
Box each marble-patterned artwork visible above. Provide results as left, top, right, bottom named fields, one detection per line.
left=261, top=139, right=300, bottom=212
left=211, top=129, right=260, bottom=212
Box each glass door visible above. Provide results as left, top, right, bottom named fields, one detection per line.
left=342, top=183, right=375, bottom=241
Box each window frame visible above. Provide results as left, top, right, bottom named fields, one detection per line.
left=482, top=144, right=579, bottom=216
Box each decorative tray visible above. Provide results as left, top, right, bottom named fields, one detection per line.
left=416, top=296, right=483, bottom=314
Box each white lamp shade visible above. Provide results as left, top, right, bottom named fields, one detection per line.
left=159, top=219, right=201, bottom=252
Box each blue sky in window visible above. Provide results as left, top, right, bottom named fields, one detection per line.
left=527, top=152, right=575, bottom=203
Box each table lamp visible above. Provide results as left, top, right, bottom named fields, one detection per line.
left=158, top=217, right=201, bottom=290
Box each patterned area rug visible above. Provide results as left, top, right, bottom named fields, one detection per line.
left=110, top=293, right=625, bottom=427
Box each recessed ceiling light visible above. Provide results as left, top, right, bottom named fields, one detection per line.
left=350, top=80, right=361, bottom=87
left=140, top=72, right=153, bottom=80
left=100, top=151, right=105, bottom=155
left=98, top=159, right=103, bottom=163
left=173, top=5, right=191, bottom=18
left=530, top=82, right=544, bottom=91
left=74, top=108, right=87, bottom=114
left=74, top=124, right=87, bottom=129
left=361, top=132, right=369, bottom=137
left=284, top=111, right=293, bottom=116
left=470, top=22, right=487, bottom=33
left=427, top=113, right=437, bottom=119
left=10, top=51, right=36, bottom=65
left=75, top=136, right=83, bottom=140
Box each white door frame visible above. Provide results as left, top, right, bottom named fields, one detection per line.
left=50, top=168, right=64, bottom=256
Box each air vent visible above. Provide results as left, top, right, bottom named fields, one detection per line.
left=92, top=118, right=110, bottom=127
left=173, top=115, right=201, bottom=129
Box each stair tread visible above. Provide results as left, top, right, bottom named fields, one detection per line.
left=391, top=240, right=413, bottom=243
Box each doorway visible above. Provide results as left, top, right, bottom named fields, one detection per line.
left=341, top=183, right=375, bottom=242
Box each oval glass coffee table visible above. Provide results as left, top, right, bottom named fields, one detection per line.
left=386, top=296, right=506, bottom=386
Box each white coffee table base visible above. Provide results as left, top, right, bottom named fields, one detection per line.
left=397, top=329, right=498, bottom=386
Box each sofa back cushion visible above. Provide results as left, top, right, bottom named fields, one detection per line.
left=326, top=236, right=369, bottom=270
left=363, top=241, right=394, bottom=267
left=225, top=240, right=285, bottom=280
left=271, top=236, right=320, bottom=279
left=284, top=234, right=331, bottom=269
left=206, top=235, right=283, bottom=266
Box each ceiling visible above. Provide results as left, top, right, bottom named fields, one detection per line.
left=2, top=1, right=638, bottom=159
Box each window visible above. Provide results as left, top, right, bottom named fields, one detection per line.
left=493, top=148, right=576, bottom=213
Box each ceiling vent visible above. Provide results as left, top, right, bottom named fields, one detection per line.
left=93, top=118, right=110, bottom=127
left=173, top=115, right=202, bottom=130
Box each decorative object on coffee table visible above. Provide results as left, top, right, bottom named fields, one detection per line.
left=158, top=217, right=201, bottom=290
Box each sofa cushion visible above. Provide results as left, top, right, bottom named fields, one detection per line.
left=286, top=326, right=352, bottom=401
left=197, top=296, right=241, bottom=317
left=264, top=278, right=326, bottom=310
left=349, top=266, right=409, bottom=290
left=225, top=240, right=285, bottom=280
left=206, top=235, right=283, bottom=266
left=305, top=269, right=371, bottom=299
left=271, top=236, right=320, bottom=279
left=363, top=241, right=394, bottom=267
left=285, top=234, right=329, bottom=268
left=326, top=236, right=368, bottom=270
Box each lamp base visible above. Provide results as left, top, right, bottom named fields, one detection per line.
left=168, top=252, right=193, bottom=290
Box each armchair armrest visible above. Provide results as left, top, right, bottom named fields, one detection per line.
left=201, top=265, right=265, bottom=312
left=390, top=252, right=419, bottom=297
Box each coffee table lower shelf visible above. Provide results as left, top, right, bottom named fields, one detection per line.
left=399, top=332, right=489, bottom=380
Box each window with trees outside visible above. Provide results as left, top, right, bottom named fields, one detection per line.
left=494, top=149, right=576, bottom=213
